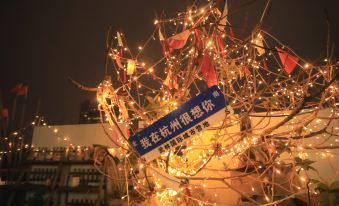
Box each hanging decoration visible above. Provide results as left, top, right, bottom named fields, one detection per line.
left=276, top=47, right=299, bottom=74
left=253, top=33, right=265, bottom=56
left=166, top=29, right=191, bottom=50
left=199, top=54, right=218, bottom=87
left=216, top=0, right=228, bottom=32
left=163, top=69, right=179, bottom=90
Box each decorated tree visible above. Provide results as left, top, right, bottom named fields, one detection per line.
left=72, top=1, right=339, bottom=205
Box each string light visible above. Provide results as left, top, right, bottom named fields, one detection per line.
left=33, top=1, right=339, bottom=205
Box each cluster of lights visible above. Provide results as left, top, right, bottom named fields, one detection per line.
left=88, top=0, right=339, bottom=205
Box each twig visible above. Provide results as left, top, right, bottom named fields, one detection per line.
left=263, top=72, right=339, bottom=135
left=221, top=179, right=261, bottom=205
left=67, top=77, right=97, bottom=92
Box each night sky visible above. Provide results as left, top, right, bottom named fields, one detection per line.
left=0, top=0, right=338, bottom=126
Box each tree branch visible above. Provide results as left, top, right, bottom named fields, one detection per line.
left=68, top=76, right=97, bottom=92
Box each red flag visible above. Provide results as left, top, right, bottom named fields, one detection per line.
left=217, top=35, right=225, bottom=56
left=10, top=84, right=28, bottom=96
left=115, top=55, right=124, bottom=69
left=123, top=70, right=127, bottom=83
left=114, top=47, right=124, bottom=69
left=193, top=29, right=202, bottom=48
left=117, top=70, right=121, bottom=81
left=198, top=55, right=218, bottom=87
left=125, top=127, right=130, bottom=139
left=240, top=66, right=251, bottom=78
left=2, top=108, right=8, bottom=119
left=159, top=27, right=165, bottom=41
left=10, top=83, right=23, bottom=93
left=217, top=0, right=228, bottom=32
left=114, top=129, right=121, bottom=146
left=276, top=47, right=299, bottom=74
left=152, top=73, right=157, bottom=80
left=262, top=59, right=268, bottom=71
left=193, top=29, right=199, bottom=45
left=159, top=28, right=171, bottom=57
left=166, top=30, right=191, bottom=49
left=163, top=70, right=179, bottom=90
left=229, top=27, right=235, bottom=41
left=17, top=86, right=28, bottom=96
left=184, top=187, right=192, bottom=202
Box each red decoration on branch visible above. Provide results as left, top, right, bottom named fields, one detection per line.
left=229, top=26, right=235, bottom=41
left=123, top=70, right=127, bottom=83
left=262, top=59, right=268, bottom=71
left=125, top=127, right=130, bottom=139
left=17, top=86, right=28, bottom=96
left=166, top=30, right=191, bottom=50
left=184, top=187, right=192, bottom=202
left=276, top=47, right=299, bottom=74
left=240, top=66, right=250, bottom=78
left=198, top=55, right=218, bottom=87
left=2, top=108, right=8, bottom=119
left=163, top=70, right=179, bottom=90
left=193, top=29, right=202, bottom=48
left=115, top=129, right=121, bottom=146
left=217, top=35, right=225, bottom=56
left=152, top=73, right=157, bottom=80
left=159, top=28, right=170, bottom=57
left=10, top=83, right=23, bottom=93
left=10, top=84, right=28, bottom=96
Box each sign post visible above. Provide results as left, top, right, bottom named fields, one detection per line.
left=129, top=86, right=230, bottom=162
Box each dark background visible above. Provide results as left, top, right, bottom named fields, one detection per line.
left=0, top=0, right=338, bottom=126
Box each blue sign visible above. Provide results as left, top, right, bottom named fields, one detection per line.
left=129, top=85, right=228, bottom=162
